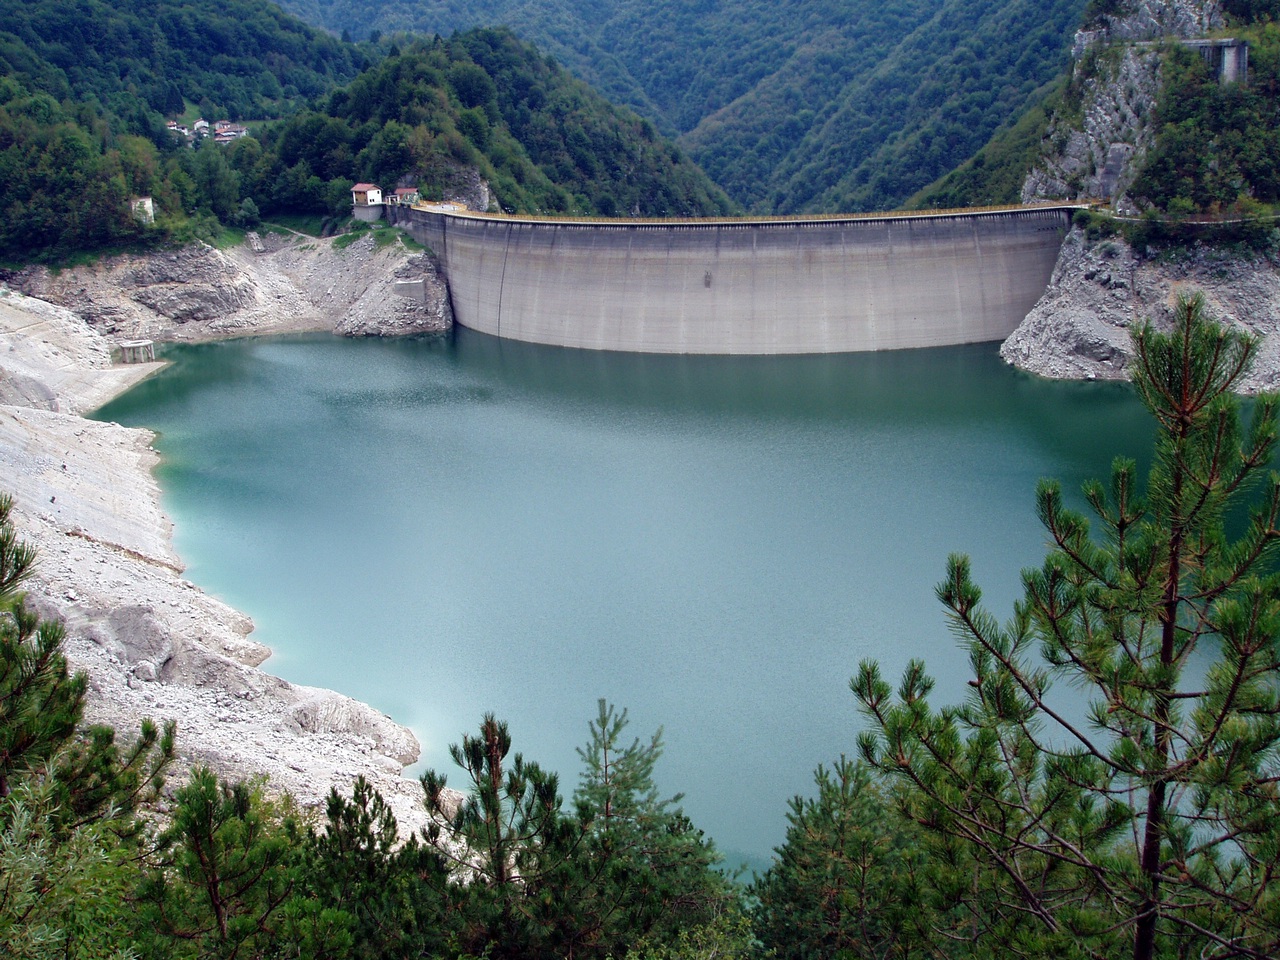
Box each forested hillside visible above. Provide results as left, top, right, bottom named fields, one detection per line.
left=0, top=0, right=365, bottom=123
left=260, top=29, right=736, bottom=220
left=276, top=0, right=1089, bottom=212
left=915, top=0, right=1280, bottom=223
left=0, top=0, right=732, bottom=263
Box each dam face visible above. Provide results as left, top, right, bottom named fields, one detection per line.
left=391, top=206, right=1072, bottom=355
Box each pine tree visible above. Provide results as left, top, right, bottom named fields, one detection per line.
left=569, top=700, right=733, bottom=957
left=420, top=713, right=586, bottom=959
left=1, top=494, right=173, bottom=954
left=0, top=492, right=173, bottom=823
left=751, top=758, right=933, bottom=960
left=854, top=292, right=1280, bottom=960
left=0, top=494, right=84, bottom=799
left=135, top=769, right=297, bottom=959
left=297, top=776, right=453, bottom=959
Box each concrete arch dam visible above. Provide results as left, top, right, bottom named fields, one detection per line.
left=390, top=205, right=1076, bottom=355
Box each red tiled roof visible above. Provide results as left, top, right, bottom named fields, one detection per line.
left=352, top=183, right=379, bottom=191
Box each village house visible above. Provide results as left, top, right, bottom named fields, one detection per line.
left=351, top=183, right=385, bottom=221
left=391, top=187, right=420, bottom=205
left=213, top=120, right=250, bottom=143
left=167, top=117, right=253, bottom=145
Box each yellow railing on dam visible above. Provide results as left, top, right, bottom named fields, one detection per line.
left=410, top=200, right=1097, bottom=227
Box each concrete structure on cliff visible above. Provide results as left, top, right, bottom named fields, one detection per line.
left=388, top=205, right=1079, bottom=355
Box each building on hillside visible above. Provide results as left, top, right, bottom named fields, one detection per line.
left=1184, top=38, right=1248, bottom=84
left=130, top=196, right=155, bottom=224
left=351, top=183, right=385, bottom=221
left=213, top=122, right=249, bottom=143
left=391, top=187, right=421, bottom=205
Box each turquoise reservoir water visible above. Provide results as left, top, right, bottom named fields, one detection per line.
left=93, top=329, right=1155, bottom=867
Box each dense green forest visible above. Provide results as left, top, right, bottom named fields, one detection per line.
left=914, top=3, right=1280, bottom=218
left=0, top=0, right=731, bottom=263
left=275, top=0, right=1088, bottom=213
left=1130, top=26, right=1280, bottom=214
left=0, top=0, right=365, bottom=123
left=8, top=298, right=1280, bottom=959
left=259, top=30, right=735, bottom=220
left=0, top=0, right=366, bottom=259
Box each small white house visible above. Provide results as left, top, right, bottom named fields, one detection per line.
left=351, top=183, right=385, bottom=222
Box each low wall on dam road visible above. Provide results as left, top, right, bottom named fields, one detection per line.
left=389, top=205, right=1076, bottom=355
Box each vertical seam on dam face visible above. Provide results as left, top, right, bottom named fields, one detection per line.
left=416, top=207, right=1075, bottom=355
left=496, top=221, right=515, bottom=339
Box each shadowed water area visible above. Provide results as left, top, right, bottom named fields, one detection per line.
left=94, top=329, right=1156, bottom=869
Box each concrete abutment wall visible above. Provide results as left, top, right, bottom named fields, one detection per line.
left=388, top=206, right=1074, bottom=355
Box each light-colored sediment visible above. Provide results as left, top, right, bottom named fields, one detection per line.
left=0, top=231, right=457, bottom=830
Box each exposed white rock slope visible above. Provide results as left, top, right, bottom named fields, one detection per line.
left=1003, top=228, right=1280, bottom=392
left=7, top=230, right=451, bottom=344
left=0, top=250, right=454, bottom=830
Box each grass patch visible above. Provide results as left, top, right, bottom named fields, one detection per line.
left=36, top=239, right=165, bottom=272
left=397, top=230, right=426, bottom=252
left=265, top=214, right=327, bottom=237
left=45, top=249, right=111, bottom=272
left=211, top=225, right=247, bottom=249
left=331, top=222, right=424, bottom=253
left=332, top=222, right=371, bottom=250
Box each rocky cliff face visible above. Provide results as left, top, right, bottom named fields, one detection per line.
left=1004, top=227, right=1280, bottom=392
left=1022, top=0, right=1224, bottom=210
left=1007, top=0, right=1280, bottom=387
left=5, top=230, right=453, bottom=344
left=1021, top=45, right=1163, bottom=211
left=1079, top=0, right=1224, bottom=45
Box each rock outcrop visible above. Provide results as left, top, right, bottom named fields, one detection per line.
left=1003, top=227, right=1280, bottom=392
left=1022, top=0, right=1224, bottom=210
left=1007, top=0, right=1280, bottom=388
left=6, top=230, right=452, bottom=344
left=1079, top=0, right=1224, bottom=46
left=1021, top=45, right=1163, bottom=210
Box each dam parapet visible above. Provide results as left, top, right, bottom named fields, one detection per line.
left=386, top=204, right=1081, bottom=355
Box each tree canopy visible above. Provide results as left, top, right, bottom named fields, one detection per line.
left=855, top=293, right=1280, bottom=959
left=272, top=0, right=1088, bottom=213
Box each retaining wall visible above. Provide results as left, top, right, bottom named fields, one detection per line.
left=390, top=206, right=1073, bottom=355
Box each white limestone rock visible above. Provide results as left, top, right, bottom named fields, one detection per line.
left=1003, top=227, right=1280, bottom=392
left=0, top=275, right=436, bottom=835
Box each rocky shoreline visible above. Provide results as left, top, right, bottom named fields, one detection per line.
left=1002, top=227, right=1280, bottom=393
left=3, top=220, right=1279, bottom=833
left=0, top=230, right=455, bottom=831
